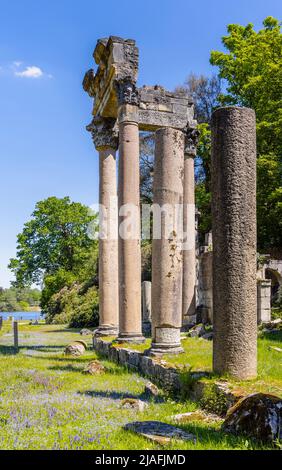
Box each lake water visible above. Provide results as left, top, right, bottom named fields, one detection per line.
left=0, top=311, right=43, bottom=321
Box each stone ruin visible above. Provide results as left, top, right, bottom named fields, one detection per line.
left=83, top=36, right=258, bottom=379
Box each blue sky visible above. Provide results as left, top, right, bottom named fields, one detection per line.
left=0, top=0, right=281, bottom=287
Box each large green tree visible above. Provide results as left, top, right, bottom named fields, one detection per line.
left=9, top=196, right=97, bottom=286
left=210, top=17, right=282, bottom=252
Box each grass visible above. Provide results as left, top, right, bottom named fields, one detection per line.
left=0, top=322, right=279, bottom=450
left=103, top=331, right=282, bottom=397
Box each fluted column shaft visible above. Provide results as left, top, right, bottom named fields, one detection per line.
left=150, top=127, right=184, bottom=354
left=87, top=117, right=119, bottom=336
left=117, top=104, right=144, bottom=343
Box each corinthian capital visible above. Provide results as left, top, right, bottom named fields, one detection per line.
left=115, top=79, right=140, bottom=106
left=184, top=127, right=200, bottom=157
left=86, top=116, right=118, bottom=151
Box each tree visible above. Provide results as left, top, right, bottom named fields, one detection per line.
left=210, top=16, right=282, bottom=156
left=9, top=197, right=97, bottom=286
left=177, top=74, right=221, bottom=238
left=210, top=17, right=282, bottom=251
left=140, top=132, right=155, bottom=205
left=176, top=73, right=221, bottom=124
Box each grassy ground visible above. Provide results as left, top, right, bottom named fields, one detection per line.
left=0, top=322, right=278, bottom=450
left=105, top=332, right=282, bottom=397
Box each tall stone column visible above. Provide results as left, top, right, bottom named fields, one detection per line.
left=150, top=128, right=184, bottom=355
left=183, top=128, right=199, bottom=324
left=116, top=83, right=144, bottom=343
left=87, top=117, right=119, bottom=336
left=211, top=107, right=257, bottom=379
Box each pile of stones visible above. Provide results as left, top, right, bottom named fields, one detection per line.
left=186, top=323, right=213, bottom=340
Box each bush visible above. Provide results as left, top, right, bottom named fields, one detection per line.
left=69, top=287, right=99, bottom=328
left=44, top=280, right=99, bottom=328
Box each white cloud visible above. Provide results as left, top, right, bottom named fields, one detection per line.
left=15, top=65, right=44, bottom=79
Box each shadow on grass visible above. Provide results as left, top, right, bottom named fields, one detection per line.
left=23, top=352, right=93, bottom=363
left=78, top=388, right=164, bottom=403
left=23, top=345, right=66, bottom=351
left=176, top=421, right=273, bottom=450
left=44, top=328, right=81, bottom=334
left=0, top=345, right=18, bottom=355
left=49, top=364, right=85, bottom=373
left=78, top=389, right=143, bottom=401
left=260, top=331, right=282, bottom=342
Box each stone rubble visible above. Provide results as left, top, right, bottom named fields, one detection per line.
left=223, top=393, right=282, bottom=443
left=124, top=420, right=196, bottom=445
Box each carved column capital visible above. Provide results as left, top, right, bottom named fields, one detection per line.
left=184, top=127, right=200, bottom=157
left=115, top=79, right=140, bottom=107
left=86, top=116, right=118, bottom=151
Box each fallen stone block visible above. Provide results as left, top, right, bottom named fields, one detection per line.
left=64, top=340, right=87, bottom=356
left=222, top=393, right=282, bottom=443
left=121, top=398, right=148, bottom=412
left=124, top=421, right=196, bottom=445
left=83, top=360, right=105, bottom=375
left=80, top=328, right=93, bottom=336
left=144, top=381, right=161, bottom=399
left=172, top=410, right=222, bottom=424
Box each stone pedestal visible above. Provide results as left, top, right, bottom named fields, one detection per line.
left=257, top=279, right=271, bottom=324
left=117, top=104, right=145, bottom=343
left=211, top=107, right=257, bottom=379
left=149, top=128, right=184, bottom=355
left=87, top=117, right=119, bottom=336
left=182, top=129, right=198, bottom=324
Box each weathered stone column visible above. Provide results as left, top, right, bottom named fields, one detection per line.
left=117, top=87, right=144, bottom=343
left=257, top=279, right=271, bottom=324
left=211, top=107, right=257, bottom=379
left=183, top=128, right=199, bottom=324
left=150, top=128, right=184, bottom=354
left=142, top=281, right=152, bottom=335
left=87, top=117, right=119, bottom=336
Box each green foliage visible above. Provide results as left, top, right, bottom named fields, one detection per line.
left=210, top=17, right=282, bottom=251
left=199, top=382, right=230, bottom=416
left=0, top=287, right=41, bottom=312
left=9, top=196, right=97, bottom=286
left=43, top=274, right=99, bottom=328
left=210, top=17, right=282, bottom=156
left=257, top=153, right=282, bottom=251
left=8, top=196, right=99, bottom=327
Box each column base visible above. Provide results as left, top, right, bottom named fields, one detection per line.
left=94, top=325, right=118, bottom=337
left=116, top=333, right=145, bottom=344
left=145, top=342, right=184, bottom=356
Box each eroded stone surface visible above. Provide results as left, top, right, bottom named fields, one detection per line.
left=83, top=360, right=106, bottom=375
left=124, top=421, right=196, bottom=444
left=80, top=328, right=93, bottom=336
left=144, top=381, right=161, bottom=398
left=172, top=410, right=222, bottom=424
left=211, top=107, right=257, bottom=379
left=64, top=341, right=87, bottom=356
left=121, top=398, right=148, bottom=412
left=223, top=393, right=282, bottom=443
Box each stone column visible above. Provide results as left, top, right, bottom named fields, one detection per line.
left=116, top=86, right=144, bottom=343
left=257, top=279, right=271, bottom=324
left=183, top=128, right=199, bottom=324
left=142, top=281, right=152, bottom=335
left=150, top=128, right=184, bottom=354
left=211, top=107, right=257, bottom=379
left=87, top=117, right=119, bottom=336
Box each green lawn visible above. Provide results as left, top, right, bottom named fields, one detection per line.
left=0, top=322, right=278, bottom=450
left=105, top=331, right=282, bottom=397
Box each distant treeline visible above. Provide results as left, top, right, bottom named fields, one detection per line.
left=0, top=287, right=41, bottom=312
